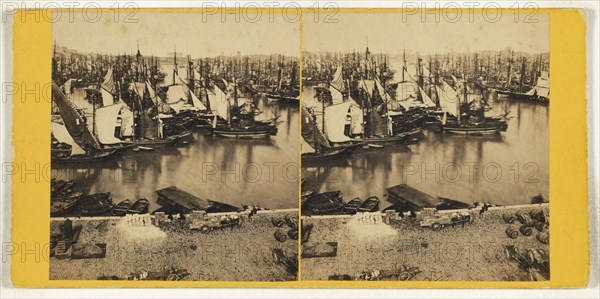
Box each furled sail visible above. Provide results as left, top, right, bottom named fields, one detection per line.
left=51, top=122, right=86, bottom=156
left=52, top=83, right=100, bottom=151
left=94, top=104, right=124, bottom=145
left=369, top=106, right=388, bottom=137
left=301, top=105, right=330, bottom=149
left=324, top=101, right=352, bottom=143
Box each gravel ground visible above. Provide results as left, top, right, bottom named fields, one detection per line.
left=301, top=204, right=549, bottom=281
left=50, top=210, right=299, bottom=281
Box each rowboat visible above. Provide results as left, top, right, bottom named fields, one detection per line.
left=128, top=198, right=150, bottom=214
left=50, top=193, right=82, bottom=217
left=357, top=196, right=380, bottom=213
left=79, top=192, right=113, bottom=216
left=112, top=199, right=132, bottom=216
left=342, top=197, right=363, bottom=214
left=304, top=191, right=341, bottom=208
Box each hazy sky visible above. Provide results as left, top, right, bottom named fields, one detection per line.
left=53, top=12, right=300, bottom=57
left=303, top=12, right=549, bottom=54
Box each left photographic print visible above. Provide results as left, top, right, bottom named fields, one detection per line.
left=49, top=11, right=300, bottom=281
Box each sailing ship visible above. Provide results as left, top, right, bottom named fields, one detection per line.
left=51, top=83, right=122, bottom=163
left=211, top=76, right=278, bottom=139
left=301, top=105, right=349, bottom=163
left=438, top=79, right=509, bottom=135
left=265, top=59, right=300, bottom=102
left=312, top=64, right=421, bottom=150
left=521, top=71, right=550, bottom=103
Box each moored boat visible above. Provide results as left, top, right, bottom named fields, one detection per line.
left=342, top=197, right=363, bottom=214
left=357, top=196, right=380, bottom=213
left=112, top=199, right=132, bottom=216
left=79, top=192, right=114, bottom=216
left=128, top=198, right=150, bottom=214
left=50, top=193, right=82, bottom=217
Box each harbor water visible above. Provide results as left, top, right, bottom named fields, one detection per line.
left=52, top=97, right=300, bottom=212
left=301, top=58, right=549, bottom=208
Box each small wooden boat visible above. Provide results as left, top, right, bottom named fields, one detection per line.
left=342, top=197, right=363, bottom=214
left=301, top=190, right=315, bottom=207
left=212, top=124, right=277, bottom=139
left=128, top=198, right=150, bottom=214
left=305, top=191, right=341, bottom=208
left=50, top=193, right=82, bottom=217
left=311, top=198, right=344, bottom=215
left=112, top=199, right=132, bottom=216
left=302, top=147, right=348, bottom=164
left=52, top=149, right=120, bottom=164
left=357, top=196, right=380, bottom=213
left=78, top=192, right=112, bottom=209
left=81, top=201, right=114, bottom=216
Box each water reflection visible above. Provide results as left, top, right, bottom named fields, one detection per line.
left=301, top=87, right=549, bottom=208
left=52, top=98, right=300, bottom=211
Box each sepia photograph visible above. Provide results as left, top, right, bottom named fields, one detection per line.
left=300, top=12, right=550, bottom=281
left=49, top=11, right=300, bottom=281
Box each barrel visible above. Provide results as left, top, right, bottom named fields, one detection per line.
left=287, top=229, right=299, bottom=240
left=503, top=214, right=516, bottom=224
left=529, top=209, right=546, bottom=222
left=274, top=230, right=287, bottom=242
left=516, top=211, right=533, bottom=226
left=536, top=231, right=549, bottom=244
left=534, top=221, right=546, bottom=232
left=271, top=217, right=285, bottom=227
left=506, top=227, right=519, bottom=239
left=520, top=225, right=533, bottom=236
left=285, top=214, right=298, bottom=229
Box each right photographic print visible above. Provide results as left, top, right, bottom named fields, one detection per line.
left=300, top=11, right=550, bottom=281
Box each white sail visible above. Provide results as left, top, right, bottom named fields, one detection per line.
left=51, top=122, right=86, bottom=156
left=349, top=99, right=364, bottom=135
left=146, top=80, right=157, bottom=99
left=94, top=104, right=124, bottom=145
left=207, top=85, right=230, bottom=121
left=100, top=87, right=114, bottom=106
left=395, top=81, right=420, bottom=110
left=101, top=67, right=114, bottom=92
left=527, top=71, right=550, bottom=98
left=324, top=101, right=352, bottom=143
left=419, top=86, right=436, bottom=107
left=437, top=81, right=460, bottom=117
left=166, top=85, right=188, bottom=114
left=176, top=75, right=206, bottom=110
left=301, top=139, right=316, bottom=154
left=330, top=66, right=344, bottom=91
left=119, top=103, right=135, bottom=137
left=329, top=86, right=344, bottom=104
